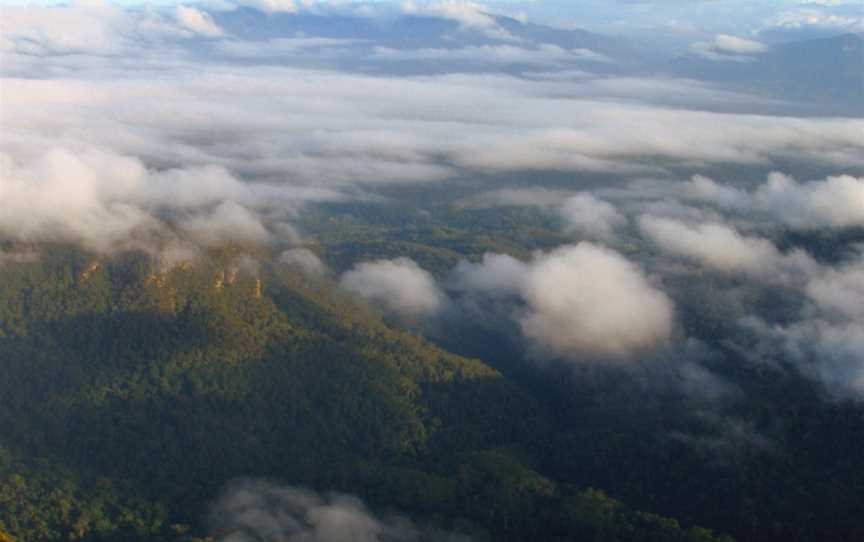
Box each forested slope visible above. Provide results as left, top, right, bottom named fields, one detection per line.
left=0, top=245, right=730, bottom=542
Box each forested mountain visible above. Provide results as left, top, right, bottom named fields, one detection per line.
left=0, top=244, right=732, bottom=542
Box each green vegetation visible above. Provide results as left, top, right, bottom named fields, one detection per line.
left=298, top=201, right=569, bottom=273
left=0, top=244, right=732, bottom=541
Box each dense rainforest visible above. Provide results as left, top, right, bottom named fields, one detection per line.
left=0, top=243, right=735, bottom=542
left=2, top=196, right=864, bottom=542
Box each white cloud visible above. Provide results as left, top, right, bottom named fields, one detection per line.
left=714, top=34, right=766, bottom=54
left=767, top=8, right=863, bottom=31
left=806, top=261, right=864, bottom=322
left=559, top=193, right=627, bottom=241
left=0, top=148, right=155, bottom=249
left=0, top=147, right=307, bottom=250
left=0, top=3, right=222, bottom=57
left=519, top=244, right=674, bottom=360
left=3, top=66, right=861, bottom=199
left=279, top=247, right=326, bottom=275
left=0, top=4, right=128, bottom=56
left=765, top=259, right=864, bottom=397
left=452, top=244, right=675, bottom=360
left=209, top=480, right=454, bottom=542
left=232, top=0, right=298, bottom=14
left=401, top=0, right=508, bottom=37
left=451, top=253, right=529, bottom=296
left=216, top=37, right=359, bottom=57
left=681, top=174, right=750, bottom=209
left=638, top=215, right=817, bottom=278
left=639, top=216, right=775, bottom=273
left=404, top=0, right=494, bottom=26
left=180, top=201, right=272, bottom=245
left=373, top=44, right=612, bottom=66
left=340, top=257, right=445, bottom=318
left=644, top=172, right=864, bottom=230
left=176, top=5, right=224, bottom=37
left=689, top=34, right=766, bottom=62
left=797, top=0, right=858, bottom=5
left=755, top=172, right=864, bottom=229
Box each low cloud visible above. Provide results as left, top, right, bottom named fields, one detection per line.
left=806, top=261, right=864, bottom=322
left=689, top=35, right=767, bottom=62
left=681, top=172, right=864, bottom=229
left=681, top=174, right=750, bottom=209
left=638, top=216, right=817, bottom=279
left=279, top=247, right=326, bottom=275
left=640, top=216, right=779, bottom=273
left=755, top=172, right=864, bottom=229
left=0, top=3, right=227, bottom=57
left=765, top=7, right=863, bottom=32
left=216, top=37, right=360, bottom=58
left=209, top=479, right=470, bottom=541
left=714, top=34, right=766, bottom=54
left=0, top=148, right=156, bottom=250
left=0, top=147, right=304, bottom=251
left=753, top=259, right=864, bottom=398
left=180, top=201, right=272, bottom=245
left=519, top=244, right=674, bottom=360
left=340, top=258, right=445, bottom=318
left=373, top=44, right=612, bottom=66
left=451, top=253, right=529, bottom=296
left=0, top=4, right=133, bottom=56
left=176, top=6, right=225, bottom=37
left=401, top=0, right=514, bottom=40
left=232, top=0, right=298, bottom=14
left=559, top=194, right=627, bottom=241
left=453, top=244, right=675, bottom=360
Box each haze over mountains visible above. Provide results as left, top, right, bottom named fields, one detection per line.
left=1, top=1, right=863, bottom=541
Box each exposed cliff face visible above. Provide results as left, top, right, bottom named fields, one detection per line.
left=78, top=261, right=102, bottom=283
left=57, top=246, right=266, bottom=307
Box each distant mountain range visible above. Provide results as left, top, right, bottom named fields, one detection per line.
left=211, top=9, right=627, bottom=53
left=668, top=33, right=863, bottom=114
left=206, top=8, right=861, bottom=113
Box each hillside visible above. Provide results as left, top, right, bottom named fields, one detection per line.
left=0, top=244, right=730, bottom=542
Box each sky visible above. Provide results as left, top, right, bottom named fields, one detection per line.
left=0, top=0, right=861, bottom=39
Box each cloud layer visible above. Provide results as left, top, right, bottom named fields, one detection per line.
left=2, top=2, right=862, bottom=255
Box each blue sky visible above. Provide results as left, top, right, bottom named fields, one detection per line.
left=0, top=0, right=859, bottom=44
